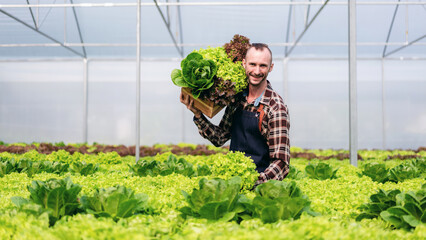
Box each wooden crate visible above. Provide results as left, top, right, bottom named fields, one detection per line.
left=181, top=88, right=224, bottom=118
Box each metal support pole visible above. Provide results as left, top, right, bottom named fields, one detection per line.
left=381, top=59, right=386, bottom=149
left=136, top=0, right=141, bottom=163
left=83, top=58, right=89, bottom=143
left=283, top=58, right=289, bottom=101
left=348, top=0, right=358, bottom=166
left=177, top=0, right=184, bottom=55
left=285, top=0, right=293, bottom=57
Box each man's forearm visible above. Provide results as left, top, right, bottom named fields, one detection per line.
left=254, top=158, right=290, bottom=186
left=193, top=114, right=231, bottom=147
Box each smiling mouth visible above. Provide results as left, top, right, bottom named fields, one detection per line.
left=250, top=74, right=264, bottom=79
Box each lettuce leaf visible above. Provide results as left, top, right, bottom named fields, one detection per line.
left=171, top=52, right=217, bottom=98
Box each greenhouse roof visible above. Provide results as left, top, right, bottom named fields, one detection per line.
left=1, top=0, right=425, bottom=60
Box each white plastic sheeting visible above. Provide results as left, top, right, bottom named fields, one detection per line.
left=1, top=58, right=425, bottom=149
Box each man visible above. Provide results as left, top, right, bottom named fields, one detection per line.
left=181, top=43, right=290, bottom=187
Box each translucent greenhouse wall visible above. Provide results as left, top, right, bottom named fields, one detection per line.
left=0, top=59, right=425, bottom=150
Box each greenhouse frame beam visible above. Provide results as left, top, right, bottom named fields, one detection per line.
left=26, top=0, right=38, bottom=29
left=70, top=0, right=87, bottom=58
left=2, top=2, right=426, bottom=8
left=153, top=0, right=184, bottom=57
left=284, top=0, right=293, bottom=56
left=0, top=9, right=85, bottom=58
left=384, top=34, right=426, bottom=58
left=285, top=0, right=330, bottom=57
left=2, top=41, right=426, bottom=48
left=305, top=0, right=312, bottom=28
left=382, top=0, right=400, bottom=57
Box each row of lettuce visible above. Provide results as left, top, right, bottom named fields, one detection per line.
left=1, top=148, right=425, bottom=233
left=2, top=150, right=425, bottom=184
left=1, top=141, right=425, bottom=160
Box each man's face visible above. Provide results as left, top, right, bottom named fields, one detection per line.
left=242, top=48, right=274, bottom=87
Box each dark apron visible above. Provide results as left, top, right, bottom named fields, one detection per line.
left=230, top=106, right=270, bottom=173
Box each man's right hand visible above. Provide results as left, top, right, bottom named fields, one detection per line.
left=180, top=92, right=202, bottom=118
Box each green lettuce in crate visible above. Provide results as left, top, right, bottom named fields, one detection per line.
left=171, top=52, right=217, bottom=98
left=171, top=34, right=249, bottom=107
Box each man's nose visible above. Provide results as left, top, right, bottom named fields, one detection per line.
left=253, top=66, right=261, bottom=74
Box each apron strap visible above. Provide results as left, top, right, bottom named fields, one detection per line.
left=257, top=104, right=265, bottom=132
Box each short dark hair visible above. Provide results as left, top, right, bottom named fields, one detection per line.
left=247, top=43, right=273, bottom=62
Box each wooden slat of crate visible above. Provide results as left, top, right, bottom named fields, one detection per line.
left=181, top=88, right=223, bottom=118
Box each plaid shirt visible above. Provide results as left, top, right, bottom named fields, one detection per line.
left=194, top=81, right=290, bottom=187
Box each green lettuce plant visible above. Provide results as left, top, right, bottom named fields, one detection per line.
left=243, top=180, right=319, bottom=223
left=286, top=165, right=306, bottom=179
left=179, top=176, right=246, bottom=222
left=359, top=162, right=389, bottom=183
left=357, top=184, right=425, bottom=229
left=69, top=161, right=99, bottom=176
left=11, top=177, right=82, bottom=226
left=129, top=154, right=211, bottom=178
left=79, top=185, right=152, bottom=221
left=356, top=189, right=401, bottom=221
left=171, top=52, right=217, bottom=98
left=305, top=162, right=339, bottom=180
left=388, top=161, right=421, bottom=183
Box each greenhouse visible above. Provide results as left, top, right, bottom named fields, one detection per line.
left=0, top=1, right=425, bottom=239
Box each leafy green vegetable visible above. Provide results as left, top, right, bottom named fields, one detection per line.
left=357, top=185, right=425, bottom=229
left=69, top=161, right=99, bottom=176
left=359, top=162, right=389, bottom=183
left=0, top=158, right=19, bottom=177
left=305, top=162, right=339, bottom=180
left=286, top=165, right=305, bottom=179
left=356, top=189, right=400, bottom=221
left=196, top=47, right=247, bottom=94
left=171, top=52, right=217, bottom=98
left=0, top=158, right=69, bottom=177
left=380, top=189, right=425, bottom=229
left=79, top=185, right=152, bottom=221
left=179, top=176, right=246, bottom=221
left=388, top=161, right=421, bottom=183
left=11, top=177, right=82, bottom=226
left=203, top=152, right=258, bottom=191
left=129, top=154, right=210, bottom=178
left=245, top=180, right=319, bottom=223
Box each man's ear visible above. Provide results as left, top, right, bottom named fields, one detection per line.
left=242, top=58, right=247, bottom=68
left=269, top=62, right=274, bottom=72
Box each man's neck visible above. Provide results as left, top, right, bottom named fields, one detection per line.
left=247, top=81, right=267, bottom=103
